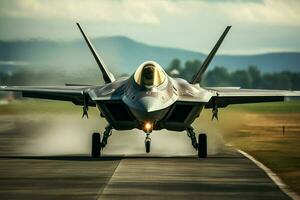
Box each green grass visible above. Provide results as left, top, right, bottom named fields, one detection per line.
left=0, top=100, right=98, bottom=115
left=230, top=100, right=300, bottom=113
left=225, top=130, right=300, bottom=193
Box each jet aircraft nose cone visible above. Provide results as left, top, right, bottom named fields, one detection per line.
left=139, top=96, right=159, bottom=112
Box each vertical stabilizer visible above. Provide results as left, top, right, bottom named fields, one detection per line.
left=190, top=26, right=231, bottom=84
left=76, top=23, right=115, bottom=83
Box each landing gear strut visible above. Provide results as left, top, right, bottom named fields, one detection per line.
left=91, top=125, right=113, bottom=158
left=145, top=134, right=151, bottom=153
left=186, top=126, right=207, bottom=158
left=101, top=125, right=113, bottom=149
left=186, top=127, right=198, bottom=150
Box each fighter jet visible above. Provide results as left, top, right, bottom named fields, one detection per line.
left=1, top=24, right=300, bottom=158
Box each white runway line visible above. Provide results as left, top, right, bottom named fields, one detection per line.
left=238, top=149, right=300, bottom=200
left=96, top=159, right=122, bottom=200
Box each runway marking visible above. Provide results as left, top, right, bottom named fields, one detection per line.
left=238, top=149, right=300, bottom=200
left=97, top=157, right=126, bottom=200
left=96, top=158, right=122, bottom=200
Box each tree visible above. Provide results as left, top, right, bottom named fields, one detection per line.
left=203, top=66, right=230, bottom=86
left=231, top=70, right=252, bottom=88
left=182, top=60, right=201, bottom=81
left=166, top=58, right=182, bottom=77
left=281, top=71, right=300, bottom=90
left=261, top=72, right=292, bottom=90
left=247, top=65, right=261, bottom=88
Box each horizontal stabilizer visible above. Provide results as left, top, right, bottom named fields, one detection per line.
left=65, top=83, right=92, bottom=86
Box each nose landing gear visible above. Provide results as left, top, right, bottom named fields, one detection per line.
left=145, top=134, right=151, bottom=153
left=186, top=126, right=207, bottom=158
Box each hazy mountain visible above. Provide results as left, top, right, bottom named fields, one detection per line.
left=0, top=36, right=299, bottom=77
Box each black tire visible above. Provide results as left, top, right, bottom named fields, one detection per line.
left=92, top=132, right=101, bottom=158
left=198, top=133, right=207, bottom=158
left=145, top=140, right=151, bottom=153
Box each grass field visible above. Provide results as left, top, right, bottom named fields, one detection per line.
left=0, top=100, right=99, bottom=116
left=0, top=99, right=300, bottom=194
left=209, top=102, right=300, bottom=194
left=231, top=100, right=300, bottom=113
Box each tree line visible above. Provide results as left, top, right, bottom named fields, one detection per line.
left=166, top=58, right=300, bottom=90
left=1, top=58, right=300, bottom=91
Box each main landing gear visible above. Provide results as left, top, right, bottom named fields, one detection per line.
left=186, top=126, right=207, bottom=158
left=91, top=125, right=206, bottom=158
left=91, top=125, right=113, bottom=158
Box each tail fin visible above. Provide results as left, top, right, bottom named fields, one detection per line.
left=76, top=23, right=115, bottom=83
left=190, top=26, right=231, bottom=84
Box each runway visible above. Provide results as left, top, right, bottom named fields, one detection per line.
left=0, top=153, right=291, bottom=199
left=0, top=117, right=291, bottom=200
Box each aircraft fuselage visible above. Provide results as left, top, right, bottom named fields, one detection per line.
left=92, top=61, right=212, bottom=132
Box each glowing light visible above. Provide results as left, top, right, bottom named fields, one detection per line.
left=144, top=122, right=153, bottom=132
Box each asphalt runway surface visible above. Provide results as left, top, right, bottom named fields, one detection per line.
left=0, top=117, right=291, bottom=200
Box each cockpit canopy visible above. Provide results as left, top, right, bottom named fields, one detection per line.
left=134, top=61, right=166, bottom=87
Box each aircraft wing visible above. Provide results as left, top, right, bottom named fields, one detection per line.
left=0, top=85, right=96, bottom=106
left=205, top=87, right=300, bottom=108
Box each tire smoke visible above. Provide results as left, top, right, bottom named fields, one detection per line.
left=13, top=112, right=226, bottom=156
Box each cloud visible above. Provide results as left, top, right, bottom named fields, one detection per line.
left=0, top=0, right=182, bottom=24
left=216, top=0, right=300, bottom=27
left=0, top=0, right=299, bottom=27
left=0, top=0, right=299, bottom=53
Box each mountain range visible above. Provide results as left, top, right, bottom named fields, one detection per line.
left=0, top=36, right=299, bottom=76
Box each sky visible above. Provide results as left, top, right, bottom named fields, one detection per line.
left=0, top=0, right=299, bottom=54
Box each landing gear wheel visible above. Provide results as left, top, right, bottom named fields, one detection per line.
left=145, top=138, right=151, bottom=153
left=198, top=133, right=207, bottom=158
left=92, top=132, right=101, bottom=158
